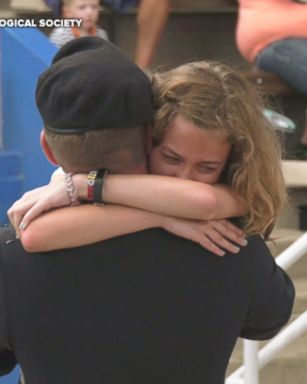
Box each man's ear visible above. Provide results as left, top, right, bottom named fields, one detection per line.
left=145, top=125, right=153, bottom=155
left=40, top=129, right=59, bottom=166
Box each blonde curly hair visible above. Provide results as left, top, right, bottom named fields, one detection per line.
left=152, top=61, right=286, bottom=239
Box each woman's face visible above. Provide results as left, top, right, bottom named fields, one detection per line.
left=149, top=115, right=231, bottom=184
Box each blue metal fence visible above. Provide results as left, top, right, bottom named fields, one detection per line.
left=0, top=151, right=23, bottom=224
left=0, top=367, right=19, bottom=384
left=0, top=27, right=58, bottom=380
left=0, top=27, right=57, bottom=224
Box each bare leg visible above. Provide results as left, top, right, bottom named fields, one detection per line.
left=135, top=0, right=170, bottom=71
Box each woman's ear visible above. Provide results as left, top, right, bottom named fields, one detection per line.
left=40, top=129, right=59, bottom=166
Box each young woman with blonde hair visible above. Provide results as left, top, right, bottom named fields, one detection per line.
left=8, top=61, right=286, bottom=255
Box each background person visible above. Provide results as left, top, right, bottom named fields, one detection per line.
left=1, top=37, right=295, bottom=384
left=134, top=0, right=170, bottom=71
left=49, top=0, right=108, bottom=48
left=236, top=0, right=307, bottom=145
left=47, top=0, right=169, bottom=71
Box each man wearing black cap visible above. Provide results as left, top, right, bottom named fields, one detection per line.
left=0, top=38, right=294, bottom=384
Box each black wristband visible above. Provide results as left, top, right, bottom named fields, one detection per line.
left=93, top=168, right=108, bottom=204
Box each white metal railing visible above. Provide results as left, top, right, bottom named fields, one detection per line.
left=226, top=231, right=307, bottom=384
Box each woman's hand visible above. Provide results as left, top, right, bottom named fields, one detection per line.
left=162, top=217, right=247, bottom=256
left=7, top=174, right=70, bottom=235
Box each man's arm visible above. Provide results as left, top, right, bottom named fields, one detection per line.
left=240, top=235, right=295, bottom=340
left=0, top=228, right=18, bottom=375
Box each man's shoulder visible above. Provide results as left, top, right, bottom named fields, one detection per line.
left=245, top=234, right=267, bottom=248
left=238, top=233, right=277, bottom=276
left=244, top=234, right=272, bottom=257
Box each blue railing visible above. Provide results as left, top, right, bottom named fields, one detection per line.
left=0, top=27, right=58, bottom=224
left=0, top=151, right=23, bottom=224
left=0, top=367, right=19, bottom=384
left=0, top=27, right=58, bottom=381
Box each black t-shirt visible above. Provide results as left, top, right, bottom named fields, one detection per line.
left=0, top=227, right=294, bottom=384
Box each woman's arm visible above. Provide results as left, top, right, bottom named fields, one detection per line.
left=20, top=204, right=246, bottom=255
left=74, top=174, right=247, bottom=221
left=8, top=173, right=247, bottom=233
left=21, top=204, right=163, bottom=252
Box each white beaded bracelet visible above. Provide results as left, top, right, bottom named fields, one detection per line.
left=64, top=172, right=79, bottom=206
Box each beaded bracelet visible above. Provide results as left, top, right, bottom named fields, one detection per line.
left=87, top=170, right=98, bottom=202
left=64, top=172, right=79, bottom=206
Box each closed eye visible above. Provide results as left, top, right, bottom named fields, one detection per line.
left=163, top=154, right=181, bottom=164
left=197, top=165, right=220, bottom=173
